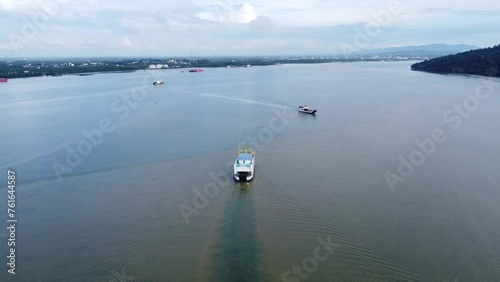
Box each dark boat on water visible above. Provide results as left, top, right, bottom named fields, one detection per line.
left=298, top=105, right=317, bottom=114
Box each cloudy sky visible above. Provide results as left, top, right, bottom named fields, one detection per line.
left=0, top=0, right=499, bottom=57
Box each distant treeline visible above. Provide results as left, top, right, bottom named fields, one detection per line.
left=411, top=45, right=500, bottom=77
left=0, top=65, right=142, bottom=79
left=0, top=57, right=411, bottom=79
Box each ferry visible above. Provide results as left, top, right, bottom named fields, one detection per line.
left=0, top=78, right=8, bottom=83
left=234, top=147, right=255, bottom=182
left=189, top=69, right=204, bottom=73
left=153, top=80, right=164, bottom=85
left=298, top=105, right=317, bottom=114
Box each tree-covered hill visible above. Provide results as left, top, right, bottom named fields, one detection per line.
left=411, top=45, right=500, bottom=77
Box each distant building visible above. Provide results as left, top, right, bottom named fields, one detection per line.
left=150, top=64, right=168, bottom=69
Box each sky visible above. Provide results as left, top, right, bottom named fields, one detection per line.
left=0, top=0, right=499, bottom=57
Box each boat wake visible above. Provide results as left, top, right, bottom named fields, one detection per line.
left=172, top=88, right=291, bottom=110
left=201, top=93, right=290, bottom=109
left=0, top=147, right=63, bottom=173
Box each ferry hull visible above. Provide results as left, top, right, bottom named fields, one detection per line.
left=234, top=172, right=254, bottom=182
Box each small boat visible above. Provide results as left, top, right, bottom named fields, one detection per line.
left=189, top=69, right=204, bottom=73
left=0, top=78, right=8, bottom=83
left=234, top=147, right=255, bottom=182
left=153, top=80, right=164, bottom=85
left=298, top=105, right=317, bottom=114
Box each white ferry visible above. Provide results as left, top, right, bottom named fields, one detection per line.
left=234, top=147, right=255, bottom=182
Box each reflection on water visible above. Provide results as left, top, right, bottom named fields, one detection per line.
left=211, top=183, right=263, bottom=282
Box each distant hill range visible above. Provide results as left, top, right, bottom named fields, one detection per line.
left=355, top=44, right=479, bottom=58
left=411, top=45, right=500, bottom=77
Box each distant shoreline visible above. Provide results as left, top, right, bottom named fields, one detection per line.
left=1, top=58, right=420, bottom=80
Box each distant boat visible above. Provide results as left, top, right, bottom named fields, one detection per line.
left=189, top=69, right=204, bottom=73
left=0, top=78, right=8, bottom=83
left=298, top=105, right=317, bottom=114
left=153, top=80, right=164, bottom=85
left=234, top=147, right=255, bottom=182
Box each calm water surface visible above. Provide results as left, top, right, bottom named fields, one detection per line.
left=1, top=62, right=500, bottom=281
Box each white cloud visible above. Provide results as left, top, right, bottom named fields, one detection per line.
left=239, top=3, right=257, bottom=23
left=0, top=0, right=499, bottom=57
left=0, top=0, right=16, bottom=11
left=196, top=2, right=257, bottom=23
left=118, top=17, right=165, bottom=32
left=119, top=37, right=133, bottom=48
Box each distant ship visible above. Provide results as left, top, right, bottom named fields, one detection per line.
left=234, top=147, right=255, bottom=182
left=0, top=78, right=8, bottom=83
left=189, top=69, right=204, bottom=73
left=153, top=80, right=164, bottom=85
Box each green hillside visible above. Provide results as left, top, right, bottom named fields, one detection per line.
left=411, top=45, right=500, bottom=77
